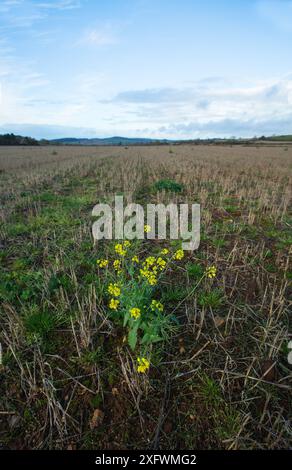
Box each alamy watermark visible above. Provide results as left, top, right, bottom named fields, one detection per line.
left=92, top=195, right=200, bottom=251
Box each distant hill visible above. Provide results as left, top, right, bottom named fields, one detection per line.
left=49, top=136, right=170, bottom=145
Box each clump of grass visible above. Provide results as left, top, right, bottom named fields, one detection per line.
left=23, top=305, right=66, bottom=344
left=154, top=178, right=184, bottom=193
left=186, top=262, right=204, bottom=278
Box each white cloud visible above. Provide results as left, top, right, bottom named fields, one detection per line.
left=97, top=76, right=292, bottom=138
left=0, top=0, right=24, bottom=13
left=79, top=26, right=117, bottom=47
left=0, top=123, right=96, bottom=139
left=0, top=0, right=81, bottom=11
left=0, top=0, right=81, bottom=30
left=2, top=75, right=292, bottom=139
left=156, top=113, right=292, bottom=138
left=7, top=13, right=46, bottom=28
left=2, top=1, right=25, bottom=4
left=37, top=1, right=81, bottom=11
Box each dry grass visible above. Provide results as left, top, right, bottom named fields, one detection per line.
left=0, top=144, right=291, bottom=450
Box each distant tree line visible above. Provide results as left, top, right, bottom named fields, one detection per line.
left=0, top=132, right=291, bottom=146
left=263, top=135, right=292, bottom=142
left=0, top=133, right=39, bottom=145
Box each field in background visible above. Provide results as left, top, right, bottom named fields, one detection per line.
left=0, top=144, right=291, bottom=449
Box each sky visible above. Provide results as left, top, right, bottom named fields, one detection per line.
left=0, top=0, right=292, bottom=139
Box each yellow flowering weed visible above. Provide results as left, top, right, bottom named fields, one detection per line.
left=205, top=265, right=217, bottom=278
left=174, top=249, right=184, bottom=260
left=109, top=298, right=120, bottom=310
left=108, top=283, right=121, bottom=297
left=96, top=259, right=108, bottom=268
left=137, top=357, right=150, bottom=373
left=130, top=307, right=141, bottom=319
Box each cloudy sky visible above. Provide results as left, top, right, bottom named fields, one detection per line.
left=0, top=0, right=292, bottom=139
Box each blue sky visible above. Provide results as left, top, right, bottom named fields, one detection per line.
left=0, top=0, right=292, bottom=139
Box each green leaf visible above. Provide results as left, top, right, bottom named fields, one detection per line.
left=123, top=311, right=130, bottom=327
left=141, top=333, right=162, bottom=345
left=141, top=333, right=150, bottom=344
left=128, top=324, right=138, bottom=351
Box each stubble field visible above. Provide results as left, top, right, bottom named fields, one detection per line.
left=0, top=144, right=291, bottom=450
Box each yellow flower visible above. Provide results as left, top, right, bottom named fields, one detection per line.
left=144, top=224, right=151, bottom=233
left=140, top=268, right=150, bottom=279
left=96, top=259, right=108, bottom=268
left=156, top=257, right=166, bottom=270
left=123, top=240, right=131, bottom=248
left=132, top=255, right=139, bottom=263
left=140, top=266, right=157, bottom=285
left=109, top=298, right=120, bottom=310
left=115, top=243, right=127, bottom=256
left=205, top=265, right=217, bottom=278
left=113, top=259, right=122, bottom=273
left=151, top=300, right=164, bottom=312
left=160, top=248, right=169, bottom=255
left=130, top=307, right=141, bottom=319
left=137, top=357, right=150, bottom=373
left=152, top=265, right=158, bottom=274
left=108, top=283, right=121, bottom=297
left=174, top=249, right=184, bottom=260
left=148, top=275, right=157, bottom=286
left=145, top=256, right=155, bottom=266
